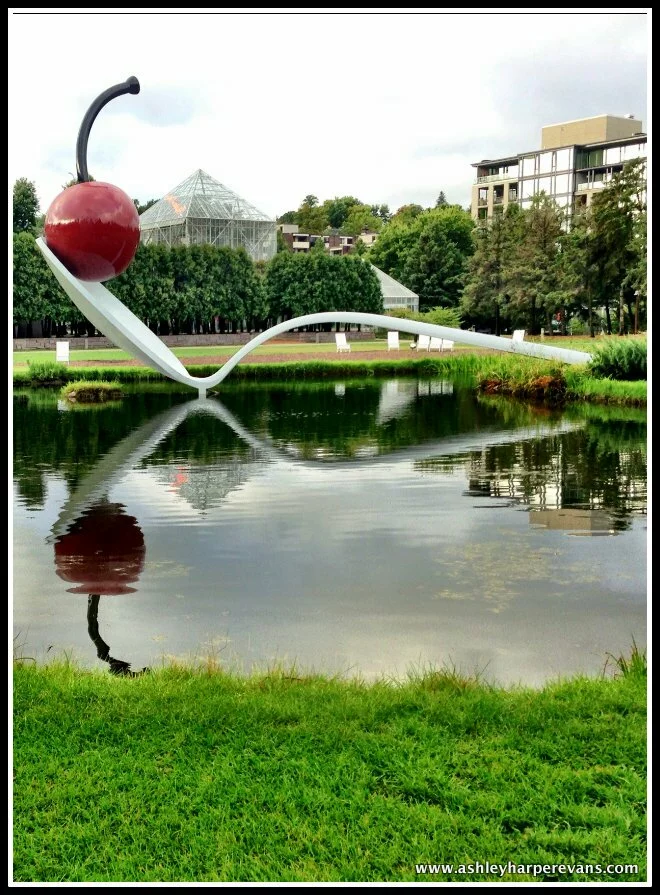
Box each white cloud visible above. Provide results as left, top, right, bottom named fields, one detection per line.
left=8, top=10, right=648, bottom=218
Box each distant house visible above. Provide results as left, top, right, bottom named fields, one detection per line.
left=370, top=265, right=419, bottom=313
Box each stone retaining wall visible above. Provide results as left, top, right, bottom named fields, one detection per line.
left=13, top=330, right=377, bottom=351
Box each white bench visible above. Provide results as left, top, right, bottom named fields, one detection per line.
left=335, top=332, right=351, bottom=352
left=56, top=341, right=70, bottom=364
left=415, top=334, right=431, bottom=351
left=440, top=339, right=454, bottom=352
left=387, top=331, right=400, bottom=351
left=512, top=329, right=526, bottom=343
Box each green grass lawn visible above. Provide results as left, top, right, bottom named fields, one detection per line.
left=13, top=333, right=645, bottom=368
left=13, top=662, right=646, bottom=883
left=12, top=341, right=393, bottom=366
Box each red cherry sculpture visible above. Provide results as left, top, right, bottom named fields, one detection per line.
left=54, top=500, right=145, bottom=596
left=44, top=76, right=141, bottom=282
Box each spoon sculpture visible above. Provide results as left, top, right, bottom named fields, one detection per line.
left=37, top=77, right=593, bottom=395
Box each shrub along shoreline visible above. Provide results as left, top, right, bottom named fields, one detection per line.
left=13, top=660, right=646, bottom=883
left=13, top=355, right=647, bottom=405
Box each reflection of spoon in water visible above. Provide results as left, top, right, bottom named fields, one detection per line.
left=53, top=499, right=149, bottom=676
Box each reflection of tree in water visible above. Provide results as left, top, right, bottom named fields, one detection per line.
left=416, top=422, right=646, bottom=530
left=220, top=381, right=518, bottom=460
left=14, top=382, right=526, bottom=503
left=53, top=499, right=149, bottom=676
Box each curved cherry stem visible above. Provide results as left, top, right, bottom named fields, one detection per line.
left=76, top=76, right=140, bottom=183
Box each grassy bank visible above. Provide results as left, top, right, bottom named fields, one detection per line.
left=12, top=356, right=485, bottom=386
left=475, top=358, right=645, bottom=406
left=60, top=380, right=124, bottom=403
left=13, top=355, right=646, bottom=406
left=13, top=661, right=646, bottom=883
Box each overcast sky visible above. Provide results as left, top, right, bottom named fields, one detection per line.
left=8, top=9, right=649, bottom=220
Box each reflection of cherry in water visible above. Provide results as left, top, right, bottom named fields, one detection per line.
left=54, top=500, right=149, bottom=676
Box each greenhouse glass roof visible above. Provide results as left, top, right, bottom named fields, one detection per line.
left=139, top=169, right=274, bottom=228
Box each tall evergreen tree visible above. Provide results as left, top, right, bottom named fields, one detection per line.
left=13, top=178, right=39, bottom=233
left=588, top=158, right=647, bottom=334
left=461, top=206, right=521, bottom=334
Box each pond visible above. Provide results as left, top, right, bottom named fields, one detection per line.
left=13, top=379, right=647, bottom=686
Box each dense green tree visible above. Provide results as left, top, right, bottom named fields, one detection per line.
left=503, top=194, right=565, bottom=334
left=13, top=232, right=46, bottom=323
left=401, top=206, right=474, bottom=309
left=323, top=196, right=361, bottom=229
left=391, top=204, right=424, bottom=224
left=552, top=209, right=593, bottom=335
left=435, top=191, right=448, bottom=208
left=371, top=204, right=391, bottom=223
left=297, top=194, right=329, bottom=234
left=461, top=206, right=522, bottom=334
left=13, top=178, right=39, bottom=233
left=340, top=204, right=383, bottom=237
left=284, top=195, right=391, bottom=233
left=588, top=158, right=647, bottom=334
left=370, top=206, right=474, bottom=310
left=367, top=218, right=419, bottom=283
left=265, top=252, right=381, bottom=323
left=625, top=208, right=647, bottom=332
left=12, top=232, right=83, bottom=335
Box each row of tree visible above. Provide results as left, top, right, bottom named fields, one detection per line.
left=278, top=194, right=391, bottom=238
left=278, top=191, right=454, bottom=239
left=12, top=236, right=382, bottom=336
left=13, top=164, right=646, bottom=338
left=362, top=161, right=646, bottom=334
left=460, top=160, right=647, bottom=335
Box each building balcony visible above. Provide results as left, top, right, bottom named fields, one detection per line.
left=493, top=196, right=504, bottom=205
left=576, top=181, right=606, bottom=192
left=477, top=197, right=488, bottom=207
left=476, top=172, right=517, bottom=184
left=508, top=191, right=518, bottom=201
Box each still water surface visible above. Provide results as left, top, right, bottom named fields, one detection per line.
left=13, top=380, right=646, bottom=685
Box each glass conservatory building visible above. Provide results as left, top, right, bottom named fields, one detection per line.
left=139, top=169, right=277, bottom=262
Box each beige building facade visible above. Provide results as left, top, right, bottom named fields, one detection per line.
left=471, top=115, right=646, bottom=225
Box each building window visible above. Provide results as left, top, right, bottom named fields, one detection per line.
left=522, top=156, right=537, bottom=177
left=556, top=147, right=571, bottom=170
left=538, top=176, right=553, bottom=195
left=521, top=179, right=535, bottom=199
left=576, top=148, right=604, bottom=168
left=539, top=151, right=553, bottom=175
left=477, top=208, right=488, bottom=220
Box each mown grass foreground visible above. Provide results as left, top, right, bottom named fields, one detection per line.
left=13, top=663, right=646, bottom=883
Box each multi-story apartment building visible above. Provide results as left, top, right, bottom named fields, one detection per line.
left=470, top=114, right=647, bottom=225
